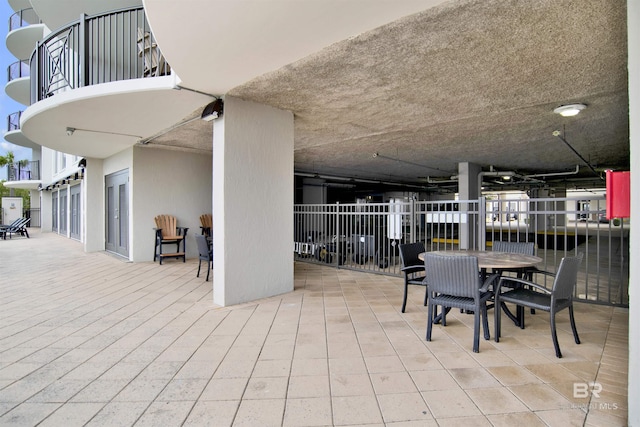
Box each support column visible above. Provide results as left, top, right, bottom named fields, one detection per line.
left=458, top=162, right=482, bottom=249
left=627, top=1, right=639, bottom=423
left=213, top=96, right=294, bottom=306
left=84, top=158, right=104, bottom=253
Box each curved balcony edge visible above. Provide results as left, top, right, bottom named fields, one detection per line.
left=30, top=6, right=172, bottom=105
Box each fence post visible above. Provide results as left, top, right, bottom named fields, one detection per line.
left=335, top=202, right=341, bottom=266
left=478, top=196, right=486, bottom=250
left=410, top=198, right=416, bottom=244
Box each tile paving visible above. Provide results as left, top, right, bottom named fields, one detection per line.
left=0, top=230, right=629, bottom=426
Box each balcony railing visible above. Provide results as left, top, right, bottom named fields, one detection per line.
left=30, top=7, right=171, bottom=103
left=8, top=8, right=41, bottom=31
left=7, top=60, right=29, bottom=82
left=7, top=111, right=22, bottom=132
left=6, top=161, right=40, bottom=181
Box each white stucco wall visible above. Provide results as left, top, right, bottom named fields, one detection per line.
left=213, top=96, right=294, bottom=306
left=131, top=145, right=213, bottom=262
left=627, top=1, right=638, bottom=425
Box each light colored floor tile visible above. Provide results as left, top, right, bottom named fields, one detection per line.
left=332, top=395, right=384, bottom=425
left=135, top=400, right=194, bottom=427
left=409, top=369, right=459, bottom=391
left=330, top=373, right=375, bottom=396
left=0, top=402, right=61, bottom=426
left=288, top=375, right=330, bottom=398
left=487, top=365, right=544, bottom=386
left=38, top=402, right=105, bottom=426
left=509, top=383, right=573, bottom=411
left=156, top=378, right=209, bottom=401
left=290, top=358, right=329, bottom=377
left=252, top=359, right=292, bottom=378
left=200, top=378, right=248, bottom=401
left=365, top=355, right=405, bottom=373
left=422, top=388, right=482, bottom=418
left=233, top=398, right=285, bottom=426
left=243, top=377, right=289, bottom=400
left=449, top=367, right=502, bottom=389
left=183, top=400, right=239, bottom=426
left=466, top=386, right=529, bottom=414
left=487, top=411, right=547, bottom=427
left=85, top=401, right=150, bottom=426
left=70, top=378, right=130, bottom=402
left=370, top=371, right=418, bottom=394
left=283, top=397, right=332, bottom=427
left=376, top=392, right=432, bottom=423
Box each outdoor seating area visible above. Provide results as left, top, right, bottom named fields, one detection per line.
left=0, top=231, right=628, bottom=426
left=0, top=217, right=30, bottom=240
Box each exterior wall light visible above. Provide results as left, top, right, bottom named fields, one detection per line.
left=201, top=99, right=224, bottom=121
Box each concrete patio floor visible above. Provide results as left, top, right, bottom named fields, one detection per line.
left=0, top=230, right=629, bottom=426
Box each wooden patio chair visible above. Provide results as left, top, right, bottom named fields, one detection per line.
left=199, top=214, right=212, bottom=237
left=153, top=215, right=188, bottom=264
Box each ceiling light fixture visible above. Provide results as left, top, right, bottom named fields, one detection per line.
left=66, top=127, right=75, bottom=136
left=553, top=103, right=587, bottom=117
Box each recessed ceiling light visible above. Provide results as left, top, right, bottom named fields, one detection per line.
left=553, top=103, right=587, bottom=117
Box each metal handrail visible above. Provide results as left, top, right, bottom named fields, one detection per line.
left=6, top=161, right=40, bottom=181
left=7, top=111, right=22, bottom=132
left=30, top=6, right=171, bottom=103
left=7, top=60, right=29, bottom=82
left=8, top=8, right=41, bottom=31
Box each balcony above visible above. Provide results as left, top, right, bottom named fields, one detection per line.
left=4, top=112, right=40, bottom=150
left=21, top=6, right=213, bottom=159
left=3, top=160, right=41, bottom=190
left=6, top=8, right=45, bottom=59
left=5, top=60, right=30, bottom=104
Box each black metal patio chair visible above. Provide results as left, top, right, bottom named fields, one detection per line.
left=494, top=253, right=583, bottom=358
left=424, top=253, right=498, bottom=353
left=398, top=242, right=428, bottom=313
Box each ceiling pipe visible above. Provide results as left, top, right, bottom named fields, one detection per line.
left=524, top=164, right=580, bottom=179
left=552, top=131, right=604, bottom=180
left=295, top=171, right=432, bottom=190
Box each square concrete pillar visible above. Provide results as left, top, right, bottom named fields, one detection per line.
left=212, top=96, right=294, bottom=306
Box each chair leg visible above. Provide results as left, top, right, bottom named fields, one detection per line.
left=482, top=304, right=490, bottom=340
left=197, top=258, right=202, bottom=278
left=494, top=294, right=501, bottom=342
left=426, top=302, right=434, bottom=341
left=473, top=310, right=480, bottom=353
left=569, top=304, right=581, bottom=344
left=423, top=287, right=429, bottom=306
left=206, top=261, right=211, bottom=281
left=401, top=279, right=409, bottom=313
left=550, top=311, right=563, bottom=358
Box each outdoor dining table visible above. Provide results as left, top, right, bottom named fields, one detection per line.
left=418, top=250, right=543, bottom=325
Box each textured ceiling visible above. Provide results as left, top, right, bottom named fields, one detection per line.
left=151, top=0, right=629, bottom=191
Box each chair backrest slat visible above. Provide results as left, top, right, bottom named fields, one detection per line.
left=552, top=253, right=584, bottom=300
left=424, top=253, right=479, bottom=297
left=399, top=242, right=425, bottom=268
left=200, top=214, right=212, bottom=229
left=492, top=241, right=535, bottom=255
left=154, top=215, right=177, bottom=238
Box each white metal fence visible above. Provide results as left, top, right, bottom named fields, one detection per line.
left=294, top=196, right=629, bottom=307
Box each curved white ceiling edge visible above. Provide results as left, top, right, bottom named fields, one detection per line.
left=143, top=0, right=445, bottom=95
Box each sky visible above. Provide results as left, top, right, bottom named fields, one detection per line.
left=1, top=1, right=33, bottom=178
